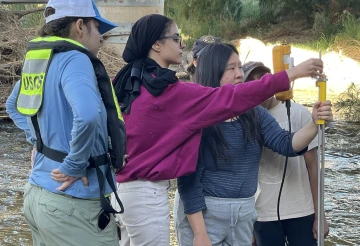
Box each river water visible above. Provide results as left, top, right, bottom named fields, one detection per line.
left=0, top=119, right=359, bottom=246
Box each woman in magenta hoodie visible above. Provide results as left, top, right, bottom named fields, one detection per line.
left=112, top=14, right=325, bottom=246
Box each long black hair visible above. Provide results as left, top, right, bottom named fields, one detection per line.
left=194, top=43, right=263, bottom=161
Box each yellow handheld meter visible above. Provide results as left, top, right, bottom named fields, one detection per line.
left=272, top=44, right=293, bottom=102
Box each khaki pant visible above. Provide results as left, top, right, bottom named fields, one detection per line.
left=23, top=183, right=118, bottom=246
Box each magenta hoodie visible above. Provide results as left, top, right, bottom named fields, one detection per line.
left=116, top=71, right=290, bottom=183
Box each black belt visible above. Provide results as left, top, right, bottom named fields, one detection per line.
left=40, top=143, right=107, bottom=168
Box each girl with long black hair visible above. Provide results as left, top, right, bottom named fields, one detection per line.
left=174, top=43, right=333, bottom=246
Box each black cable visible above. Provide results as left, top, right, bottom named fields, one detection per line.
left=277, top=99, right=291, bottom=246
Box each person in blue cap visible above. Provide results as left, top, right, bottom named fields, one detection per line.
left=5, top=0, right=123, bottom=245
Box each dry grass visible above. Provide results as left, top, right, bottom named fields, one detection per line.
left=334, top=82, right=360, bottom=122
left=333, top=35, right=360, bottom=62
left=293, top=89, right=339, bottom=106
left=0, top=11, right=38, bottom=110
left=261, top=19, right=321, bottom=44
left=98, top=46, right=126, bottom=79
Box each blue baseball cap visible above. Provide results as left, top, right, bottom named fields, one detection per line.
left=45, top=0, right=118, bottom=35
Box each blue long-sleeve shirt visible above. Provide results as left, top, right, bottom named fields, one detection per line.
left=6, top=82, right=35, bottom=145
left=5, top=50, right=115, bottom=199
left=177, top=106, right=307, bottom=214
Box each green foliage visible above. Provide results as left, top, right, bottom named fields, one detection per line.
left=313, top=12, right=342, bottom=37
left=296, top=11, right=360, bottom=56
left=335, top=0, right=360, bottom=10
left=164, top=0, right=360, bottom=51
left=335, top=83, right=360, bottom=122
left=165, top=0, right=244, bottom=47
left=166, top=0, right=243, bottom=22
left=259, top=0, right=330, bottom=24
left=339, top=12, right=360, bottom=40
left=295, top=34, right=336, bottom=52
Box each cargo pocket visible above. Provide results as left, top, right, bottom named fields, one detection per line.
left=38, top=193, right=74, bottom=217
left=98, top=212, right=118, bottom=244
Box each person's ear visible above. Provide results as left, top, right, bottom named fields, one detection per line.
left=152, top=41, right=161, bottom=53
left=74, top=19, right=86, bottom=38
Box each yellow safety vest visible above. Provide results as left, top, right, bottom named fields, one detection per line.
left=16, top=36, right=122, bottom=121
left=15, top=36, right=126, bottom=214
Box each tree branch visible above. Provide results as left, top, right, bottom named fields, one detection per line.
left=1, top=7, right=46, bottom=18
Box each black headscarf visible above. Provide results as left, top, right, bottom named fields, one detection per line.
left=113, top=14, right=178, bottom=114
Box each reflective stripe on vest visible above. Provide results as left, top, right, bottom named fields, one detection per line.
left=17, top=49, right=51, bottom=115
left=110, top=81, right=123, bottom=121
left=16, top=37, right=85, bottom=116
